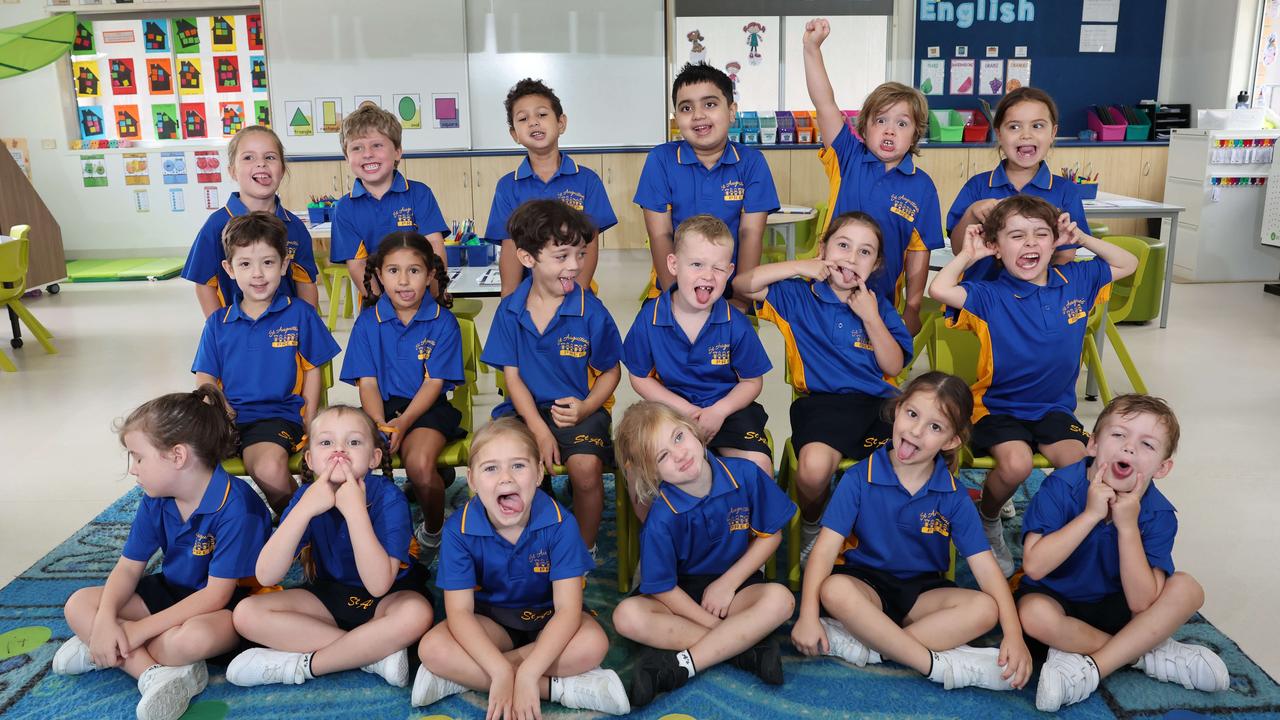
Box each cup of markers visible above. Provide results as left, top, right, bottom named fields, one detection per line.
left=307, top=194, right=336, bottom=224
left=1063, top=167, right=1100, bottom=200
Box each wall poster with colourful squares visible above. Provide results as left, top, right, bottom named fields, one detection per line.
left=70, top=13, right=271, bottom=143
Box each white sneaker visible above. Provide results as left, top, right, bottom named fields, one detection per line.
left=411, top=665, right=466, bottom=707
left=361, top=648, right=410, bottom=687
left=589, top=544, right=601, bottom=566
left=799, top=520, right=822, bottom=568
left=929, top=645, right=1015, bottom=691
left=557, top=667, right=631, bottom=715
left=1000, top=498, right=1017, bottom=519
left=1036, top=648, right=1099, bottom=711
left=52, top=636, right=100, bottom=675
left=981, top=514, right=1015, bottom=577
left=135, top=662, right=207, bottom=720
left=415, top=522, right=442, bottom=565
left=225, top=648, right=307, bottom=687
left=819, top=618, right=882, bottom=666
left=1135, top=638, right=1230, bottom=692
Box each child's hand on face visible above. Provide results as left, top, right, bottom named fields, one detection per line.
left=845, top=278, right=878, bottom=319
left=963, top=224, right=997, bottom=261
left=333, top=458, right=368, bottom=516
left=803, top=18, right=831, bottom=48
left=1109, top=469, right=1149, bottom=530
left=549, top=397, right=584, bottom=429
left=298, top=456, right=340, bottom=516
left=791, top=615, right=830, bottom=656
left=1085, top=466, right=1117, bottom=523
left=796, top=258, right=835, bottom=282
left=1055, top=212, right=1081, bottom=248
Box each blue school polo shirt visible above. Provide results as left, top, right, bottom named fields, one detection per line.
left=819, top=124, right=943, bottom=301
left=633, top=140, right=780, bottom=270
left=756, top=278, right=913, bottom=396
left=949, top=258, right=1112, bottom=422
left=485, top=154, right=618, bottom=242
left=182, top=192, right=319, bottom=307
left=330, top=171, right=449, bottom=262
left=623, top=289, right=772, bottom=408
left=946, top=162, right=1091, bottom=283
left=1021, top=459, right=1177, bottom=603
left=638, top=452, right=796, bottom=595
left=279, top=472, right=415, bottom=587
left=821, top=445, right=989, bottom=579
left=340, top=293, right=464, bottom=399
left=192, top=296, right=340, bottom=424
left=481, top=277, right=622, bottom=418
left=437, top=492, right=593, bottom=609
left=122, top=466, right=271, bottom=590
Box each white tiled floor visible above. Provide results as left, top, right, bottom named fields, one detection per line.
left=3, top=250, right=1277, bottom=677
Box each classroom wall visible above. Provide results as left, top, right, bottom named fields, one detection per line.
left=1157, top=0, right=1260, bottom=113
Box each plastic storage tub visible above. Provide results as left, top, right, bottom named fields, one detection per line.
left=928, top=109, right=964, bottom=142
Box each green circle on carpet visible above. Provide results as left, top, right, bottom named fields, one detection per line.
left=180, top=701, right=228, bottom=720
left=0, top=626, right=52, bottom=661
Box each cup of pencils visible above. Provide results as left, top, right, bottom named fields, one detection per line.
left=307, top=194, right=337, bottom=223
left=1063, top=167, right=1100, bottom=200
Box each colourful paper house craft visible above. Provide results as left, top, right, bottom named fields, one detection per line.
left=185, top=109, right=206, bottom=136
left=144, top=21, right=167, bottom=50
left=211, top=17, right=233, bottom=46
left=110, top=59, right=135, bottom=94
left=251, top=57, right=267, bottom=90
left=179, top=61, right=201, bottom=90
left=74, top=22, right=93, bottom=52
left=80, top=109, right=103, bottom=137
left=76, top=65, right=99, bottom=96
left=247, top=14, right=263, bottom=49
left=222, top=105, right=244, bottom=135
left=117, top=109, right=139, bottom=137
left=255, top=102, right=270, bottom=126
left=215, top=57, right=239, bottom=91
left=155, top=110, right=179, bottom=139
left=149, top=62, right=172, bottom=93
left=175, top=19, right=199, bottom=49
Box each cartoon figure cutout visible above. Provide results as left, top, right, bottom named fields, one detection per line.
left=725, top=61, right=741, bottom=103
left=743, top=21, right=765, bottom=65
left=687, top=30, right=706, bottom=63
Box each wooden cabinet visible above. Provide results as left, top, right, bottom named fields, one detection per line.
left=601, top=152, right=650, bottom=250
left=401, top=156, right=475, bottom=231
left=913, top=147, right=971, bottom=220
left=763, top=150, right=791, bottom=205
left=788, top=147, right=830, bottom=210
left=279, top=159, right=345, bottom=212
left=1137, top=146, right=1168, bottom=201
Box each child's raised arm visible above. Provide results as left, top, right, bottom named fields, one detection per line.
left=927, top=224, right=994, bottom=309
left=333, top=461, right=400, bottom=597
left=1070, top=222, right=1138, bottom=283
left=801, top=18, right=846, bottom=151
left=732, top=258, right=835, bottom=303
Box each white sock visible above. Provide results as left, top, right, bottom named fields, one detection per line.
left=676, top=649, right=696, bottom=678
left=301, top=652, right=316, bottom=681
left=549, top=675, right=563, bottom=703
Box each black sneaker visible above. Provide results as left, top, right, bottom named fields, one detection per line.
left=731, top=637, right=784, bottom=685
left=628, top=650, right=689, bottom=708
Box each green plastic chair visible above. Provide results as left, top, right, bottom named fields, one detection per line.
left=1081, top=235, right=1150, bottom=404
left=0, top=226, right=57, bottom=372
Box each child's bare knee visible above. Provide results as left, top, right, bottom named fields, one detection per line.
left=417, top=624, right=452, bottom=667
left=972, top=592, right=999, bottom=628
left=763, top=583, right=796, bottom=622
left=611, top=599, right=645, bottom=639
left=1017, top=595, right=1058, bottom=638
left=1164, top=572, right=1205, bottom=609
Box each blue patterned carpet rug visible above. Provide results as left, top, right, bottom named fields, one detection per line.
left=1, top=471, right=1276, bottom=719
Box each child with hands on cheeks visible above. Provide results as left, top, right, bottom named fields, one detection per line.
left=928, top=195, right=1137, bottom=577
left=611, top=401, right=797, bottom=707
left=1018, top=395, right=1229, bottom=712
left=412, top=418, right=630, bottom=719
left=791, top=372, right=1032, bottom=693
left=54, top=386, right=271, bottom=720
left=735, top=211, right=913, bottom=562
left=226, top=406, right=434, bottom=691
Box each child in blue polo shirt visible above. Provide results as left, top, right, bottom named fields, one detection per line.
left=792, top=372, right=1032, bottom=693
left=341, top=230, right=465, bottom=562
left=1019, top=395, right=1229, bottom=712
left=481, top=199, right=623, bottom=557
left=412, top=418, right=630, bottom=716
left=486, top=78, right=618, bottom=296
left=634, top=62, right=780, bottom=311
left=53, top=386, right=271, bottom=720
left=929, top=195, right=1138, bottom=576
left=226, top=405, right=435, bottom=690
left=612, top=401, right=796, bottom=707
left=331, top=104, right=450, bottom=295
left=735, top=211, right=912, bottom=561
left=948, top=88, right=1088, bottom=283
left=802, top=18, right=943, bottom=335
left=183, top=125, right=319, bottom=316
left=624, top=215, right=773, bottom=483
left=192, top=212, right=341, bottom=514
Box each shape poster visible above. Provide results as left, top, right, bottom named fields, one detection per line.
left=318, top=97, right=342, bottom=133
left=285, top=101, right=313, bottom=136
left=431, top=93, right=457, bottom=129
left=395, top=94, right=422, bottom=129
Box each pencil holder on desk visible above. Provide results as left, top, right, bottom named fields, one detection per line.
left=1075, top=182, right=1100, bottom=200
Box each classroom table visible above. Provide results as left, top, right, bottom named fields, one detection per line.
left=767, top=207, right=818, bottom=260
left=1082, top=192, right=1184, bottom=330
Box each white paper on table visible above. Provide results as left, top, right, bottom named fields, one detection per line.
left=1079, top=24, right=1117, bottom=53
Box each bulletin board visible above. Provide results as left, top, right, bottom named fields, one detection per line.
left=913, top=0, right=1166, bottom=136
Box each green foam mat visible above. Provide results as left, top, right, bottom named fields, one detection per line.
left=65, top=257, right=184, bottom=282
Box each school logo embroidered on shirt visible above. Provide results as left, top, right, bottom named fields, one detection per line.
left=393, top=207, right=415, bottom=227
left=557, top=189, right=585, bottom=211
left=529, top=548, right=550, bottom=573
left=728, top=506, right=750, bottom=532
left=722, top=180, right=745, bottom=202
left=416, top=338, right=435, bottom=361
left=268, top=325, right=299, bottom=348
left=1062, top=298, right=1087, bottom=324
left=889, top=194, right=919, bottom=223
left=558, top=335, right=588, bottom=358
left=708, top=343, right=731, bottom=365
left=192, top=533, right=216, bottom=556
left=850, top=328, right=874, bottom=351
left=919, top=510, right=951, bottom=537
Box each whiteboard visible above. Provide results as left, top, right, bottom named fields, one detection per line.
left=465, top=0, right=666, bottom=150
left=261, top=0, right=472, bottom=156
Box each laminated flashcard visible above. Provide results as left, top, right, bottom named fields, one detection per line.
left=255, top=100, right=270, bottom=127
left=154, top=104, right=180, bottom=140
left=162, top=151, right=187, bottom=184
left=147, top=58, right=172, bottom=94
left=115, top=105, right=142, bottom=140
left=204, top=186, right=219, bottom=210
left=79, top=106, right=106, bottom=141
left=394, top=94, right=422, bottom=129
left=109, top=58, right=136, bottom=95
left=950, top=59, right=975, bottom=95
left=919, top=60, right=945, bottom=96
left=174, top=18, right=200, bottom=54
left=220, top=101, right=245, bottom=135
left=143, top=19, right=169, bottom=53
left=250, top=55, right=267, bottom=91
left=134, top=189, right=150, bottom=213
left=74, top=60, right=101, bottom=97
left=178, top=58, right=203, bottom=95
left=979, top=59, right=1004, bottom=95
left=194, top=149, right=221, bottom=183
left=181, top=102, right=208, bottom=139
left=81, top=154, right=107, bottom=188
left=319, top=98, right=341, bottom=133
left=285, top=101, right=313, bottom=136
left=247, top=14, right=264, bottom=50
left=169, top=187, right=185, bottom=212
left=210, top=16, right=235, bottom=52
left=124, top=153, right=150, bottom=186
left=431, top=93, right=457, bottom=129
left=214, top=55, right=240, bottom=92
